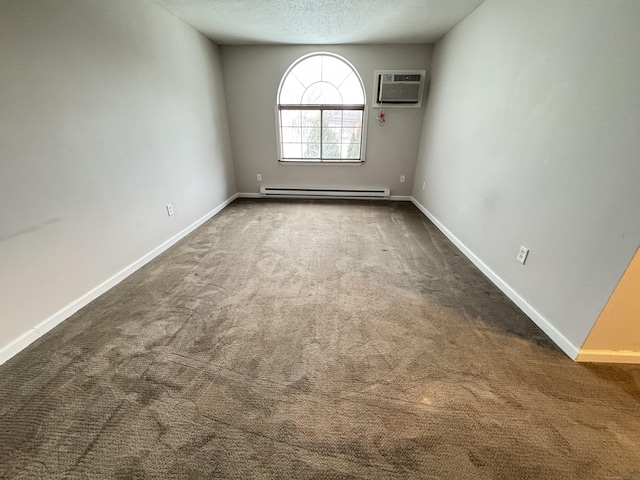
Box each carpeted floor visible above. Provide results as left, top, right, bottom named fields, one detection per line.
left=1, top=198, right=639, bottom=479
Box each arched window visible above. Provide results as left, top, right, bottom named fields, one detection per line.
left=277, top=53, right=366, bottom=163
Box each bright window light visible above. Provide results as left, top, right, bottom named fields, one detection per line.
left=277, top=53, right=366, bottom=163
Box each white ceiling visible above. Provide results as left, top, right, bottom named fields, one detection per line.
left=153, top=0, right=484, bottom=45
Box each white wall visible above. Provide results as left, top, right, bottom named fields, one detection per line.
left=0, top=0, right=236, bottom=360
left=412, top=0, right=640, bottom=355
left=220, top=45, right=431, bottom=196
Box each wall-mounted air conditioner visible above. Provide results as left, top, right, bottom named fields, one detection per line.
left=373, top=70, right=427, bottom=108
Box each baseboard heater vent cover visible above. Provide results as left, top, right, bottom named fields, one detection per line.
left=260, top=186, right=390, bottom=199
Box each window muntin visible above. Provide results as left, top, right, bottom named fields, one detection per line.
left=277, top=53, right=366, bottom=163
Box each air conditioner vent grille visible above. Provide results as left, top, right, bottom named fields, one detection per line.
left=381, top=84, right=421, bottom=103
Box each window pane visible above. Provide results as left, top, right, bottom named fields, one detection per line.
left=303, top=143, right=320, bottom=158
left=345, top=143, right=361, bottom=159
left=278, top=54, right=366, bottom=163
left=322, top=110, right=342, bottom=128
left=301, top=110, right=320, bottom=127
left=343, top=110, right=363, bottom=128
left=290, top=55, right=321, bottom=88
left=322, top=143, right=341, bottom=159
left=279, top=76, right=305, bottom=104
left=339, top=72, right=365, bottom=104
left=322, top=127, right=341, bottom=144
left=321, top=55, right=352, bottom=87
left=301, top=82, right=342, bottom=104
left=281, top=127, right=301, bottom=143
left=342, top=127, right=361, bottom=144
left=280, top=110, right=301, bottom=126
left=300, top=127, right=319, bottom=143
left=282, top=143, right=302, bottom=159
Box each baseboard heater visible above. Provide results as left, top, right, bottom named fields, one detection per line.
left=260, top=186, right=390, bottom=199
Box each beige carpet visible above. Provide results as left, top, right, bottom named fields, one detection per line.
left=1, top=198, right=639, bottom=479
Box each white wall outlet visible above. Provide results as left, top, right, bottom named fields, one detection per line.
left=517, top=246, right=529, bottom=264
left=166, top=204, right=174, bottom=216
left=256, top=173, right=262, bottom=182
left=400, top=175, right=406, bottom=183
left=422, top=181, right=426, bottom=191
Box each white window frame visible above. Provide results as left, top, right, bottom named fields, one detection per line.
left=276, top=52, right=367, bottom=165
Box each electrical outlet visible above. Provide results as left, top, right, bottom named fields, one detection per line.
left=517, top=246, right=529, bottom=264
left=166, top=204, right=174, bottom=216
left=422, top=181, right=426, bottom=191
left=400, top=175, right=405, bottom=183
left=256, top=174, right=262, bottom=182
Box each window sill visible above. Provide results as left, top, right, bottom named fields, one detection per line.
left=279, top=160, right=364, bottom=167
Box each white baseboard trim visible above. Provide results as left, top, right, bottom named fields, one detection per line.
left=237, top=192, right=262, bottom=198
left=237, top=192, right=412, bottom=201
left=575, top=349, right=640, bottom=364
left=410, top=197, right=580, bottom=360
left=0, top=329, right=40, bottom=366
left=0, top=193, right=239, bottom=366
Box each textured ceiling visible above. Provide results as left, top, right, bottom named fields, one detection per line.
left=153, top=0, right=484, bottom=45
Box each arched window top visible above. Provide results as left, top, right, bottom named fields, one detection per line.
left=279, top=53, right=365, bottom=105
